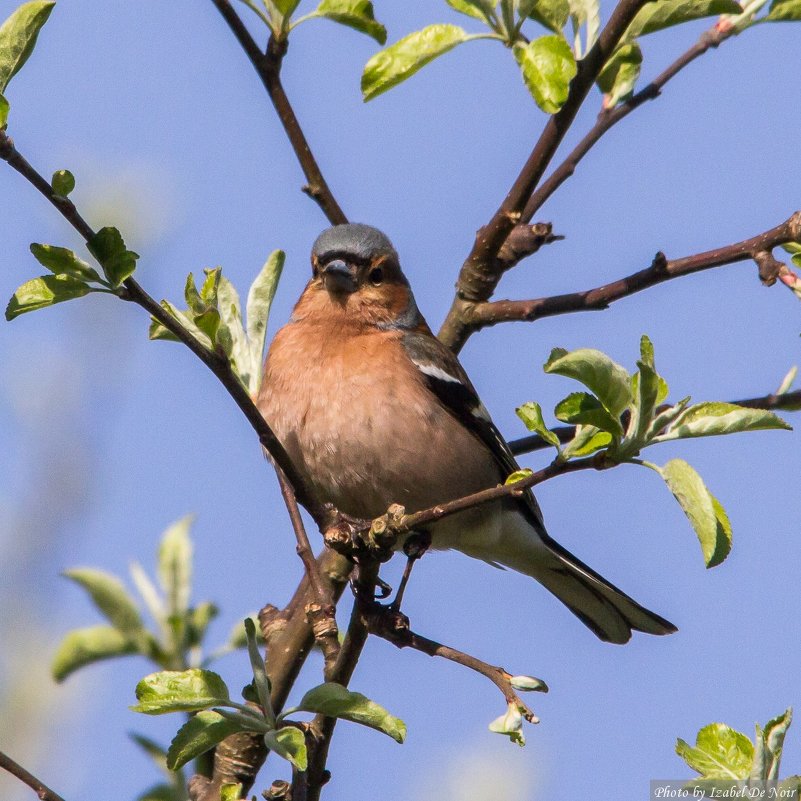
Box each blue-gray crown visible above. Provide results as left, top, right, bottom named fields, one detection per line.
left=312, top=223, right=398, bottom=264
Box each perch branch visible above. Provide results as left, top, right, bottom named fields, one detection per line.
left=209, top=0, right=347, bottom=224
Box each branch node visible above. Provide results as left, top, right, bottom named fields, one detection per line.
left=754, top=250, right=784, bottom=286
left=264, top=779, right=291, bottom=800
left=259, top=603, right=289, bottom=644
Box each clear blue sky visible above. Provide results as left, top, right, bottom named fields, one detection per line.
left=1, top=2, right=800, bottom=800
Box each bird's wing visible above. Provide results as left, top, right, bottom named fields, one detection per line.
left=400, top=330, right=545, bottom=529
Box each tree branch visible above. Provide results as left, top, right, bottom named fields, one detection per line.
left=276, top=470, right=342, bottom=677
left=209, top=0, right=347, bottom=225
left=462, top=212, right=801, bottom=331
left=520, top=22, right=737, bottom=226
left=0, top=751, right=66, bottom=801
left=438, top=0, right=651, bottom=353
left=0, top=129, right=335, bottom=529
left=366, top=606, right=544, bottom=723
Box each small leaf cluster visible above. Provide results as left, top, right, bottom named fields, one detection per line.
left=515, top=336, right=790, bottom=568
left=676, top=708, right=800, bottom=796
left=149, top=251, right=284, bottom=395
left=132, top=620, right=406, bottom=771
left=236, top=0, right=386, bottom=45
left=6, top=227, right=138, bottom=320
left=52, top=516, right=259, bottom=681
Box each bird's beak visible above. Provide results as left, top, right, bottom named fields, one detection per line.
left=321, top=259, right=357, bottom=294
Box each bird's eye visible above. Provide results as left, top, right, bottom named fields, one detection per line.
left=368, top=267, right=384, bottom=286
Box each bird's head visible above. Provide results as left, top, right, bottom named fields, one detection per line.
left=293, top=223, right=423, bottom=330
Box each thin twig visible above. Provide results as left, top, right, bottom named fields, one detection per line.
left=438, top=0, right=651, bottom=353
left=508, top=389, right=801, bottom=456
left=209, top=0, right=347, bottom=224
left=366, top=606, right=543, bottom=723
left=521, top=22, right=737, bottom=225
left=0, top=751, right=66, bottom=801
left=0, top=129, right=331, bottom=528
left=463, top=212, right=801, bottom=330
left=276, top=469, right=342, bottom=676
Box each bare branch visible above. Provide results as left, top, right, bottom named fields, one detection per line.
left=520, top=22, right=737, bottom=225
left=0, top=751, right=66, bottom=801
left=438, top=0, right=651, bottom=353
left=366, top=606, right=544, bottom=723
left=209, top=0, right=347, bottom=224
left=462, top=212, right=801, bottom=331
left=276, top=470, right=342, bottom=676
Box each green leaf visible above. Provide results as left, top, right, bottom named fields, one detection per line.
left=217, top=275, right=249, bottom=376
left=505, top=468, right=534, bottom=485
left=50, top=168, right=75, bottom=197
left=87, top=226, right=139, bottom=287
left=624, top=359, right=660, bottom=450
left=527, top=0, right=570, bottom=33
left=129, top=561, right=166, bottom=627
left=560, top=424, right=612, bottom=460
left=447, top=0, right=496, bottom=22
left=0, top=92, right=8, bottom=127
left=513, top=35, right=576, bottom=114
left=226, top=614, right=263, bottom=650
left=646, top=396, right=690, bottom=439
left=63, top=568, right=148, bottom=644
left=149, top=299, right=214, bottom=349
left=132, top=668, right=231, bottom=714
left=220, top=783, right=243, bottom=801
left=51, top=625, right=137, bottom=682
left=776, top=365, right=797, bottom=395
left=293, top=682, right=406, bottom=743
left=245, top=249, right=284, bottom=395
left=244, top=618, right=274, bottom=725
left=597, top=42, right=641, bottom=107
left=316, top=0, right=387, bottom=44
left=489, top=702, right=526, bottom=746
left=30, top=243, right=103, bottom=283
left=509, top=674, right=548, bottom=692
left=676, top=723, right=754, bottom=779
left=186, top=601, right=219, bottom=649
left=0, top=0, right=54, bottom=93
left=5, top=274, right=95, bottom=320
left=264, top=727, right=308, bottom=771
left=554, top=392, right=623, bottom=437
left=166, top=710, right=245, bottom=770
left=654, top=402, right=791, bottom=442
left=544, top=347, right=632, bottom=417
left=567, top=0, right=600, bottom=56
left=626, top=0, right=742, bottom=38
left=753, top=708, right=793, bottom=781
left=274, top=0, right=302, bottom=16
left=657, top=460, right=730, bottom=568
left=516, top=401, right=561, bottom=450
left=766, top=0, right=801, bottom=19
left=158, top=516, right=193, bottom=622
left=361, top=24, right=470, bottom=101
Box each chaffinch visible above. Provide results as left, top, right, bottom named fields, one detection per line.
left=258, top=223, right=676, bottom=644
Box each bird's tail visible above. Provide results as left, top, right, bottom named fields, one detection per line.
left=472, top=510, right=677, bottom=644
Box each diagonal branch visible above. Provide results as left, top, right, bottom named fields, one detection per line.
left=463, top=212, right=801, bottom=331
left=520, top=21, right=737, bottom=225
left=366, top=606, right=545, bottom=723
left=438, top=0, right=651, bottom=353
left=210, top=0, right=347, bottom=224
left=0, top=751, right=66, bottom=801
left=0, top=129, right=332, bottom=528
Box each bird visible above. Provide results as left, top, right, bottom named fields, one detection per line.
left=257, top=223, right=677, bottom=644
